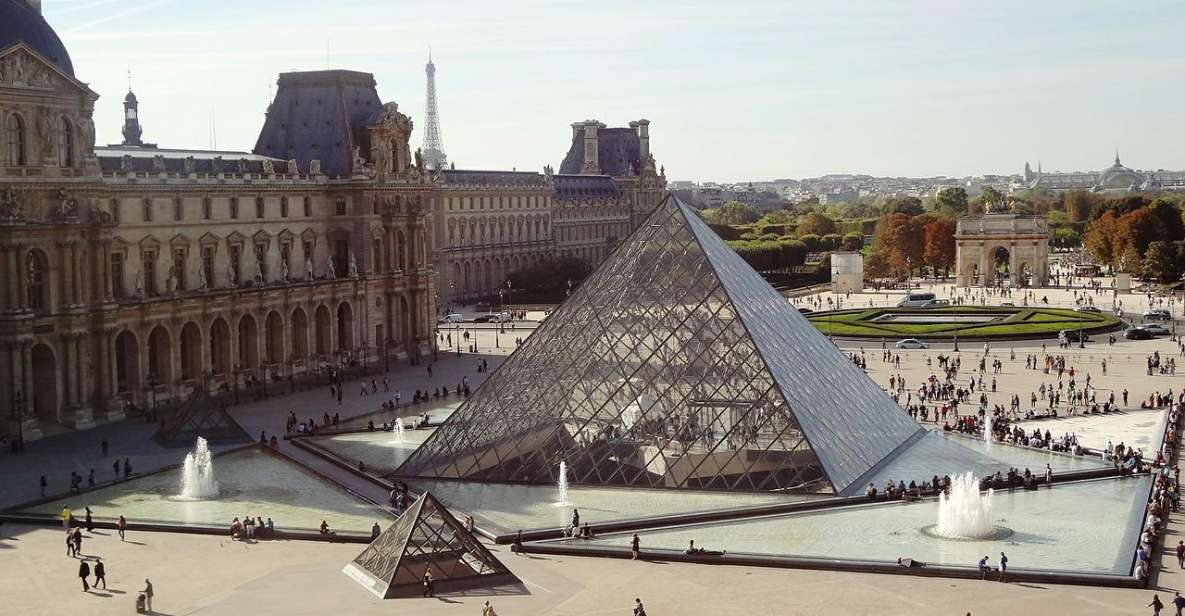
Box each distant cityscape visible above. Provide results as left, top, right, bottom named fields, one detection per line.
left=673, top=154, right=1185, bottom=211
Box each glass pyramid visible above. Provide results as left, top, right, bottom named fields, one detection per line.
left=154, top=390, right=251, bottom=446
left=342, top=492, right=519, bottom=599
left=395, top=195, right=922, bottom=495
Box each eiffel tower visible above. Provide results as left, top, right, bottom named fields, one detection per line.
left=421, top=49, right=447, bottom=170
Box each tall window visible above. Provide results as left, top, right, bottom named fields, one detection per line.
left=142, top=250, right=158, bottom=296
left=6, top=114, right=25, bottom=165
left=142, top=198, right=153, bottom=222
left=173, top=197, right=183, bottom=221
left=56, top=116, right=72, bottom=166
left=26, top=251, right=47, bottom=310
left=255, top=197, right=265, bottom=218
left=110, top=252, right=125, bottom=298
left=172, top=248, right=187, bottom=290
left=111, top=198, right=121, bottom=223
left=303, top=196, right=311, bottom=217
left=202, top=197, right=212, bottom=220
left=229, top=245, right=242, bottom=285
left=302, top=240, right=313, bottom=264
left=201, top=246, right=215, bottom=287
left=335, top=198, right=346, bottom=216
left=229, top=197, right=239, bottom=219
left=280, top=242, right=291, bottom=277
left=280, top=196, right=289, bottom=218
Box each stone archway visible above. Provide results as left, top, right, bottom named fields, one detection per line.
left=265, top=311, right=284, bottom=364
left=238, top=314, right=259, bottom=368
left=992, top=246, right=1011, bottom=283
left=337, top=301, right=354, bottom=351
left=210, top=318, right=231, bottom=375
left=314, top=305, right=332, bottom=354
left=147, top=325, right=173, bottom=383
left=179, top=322, right=202, bottom=380
left=115, top=330, right=141, bottom=394
left=291, top=307, right=309, bottom=358
left=30, top=343, right=58, bottom=419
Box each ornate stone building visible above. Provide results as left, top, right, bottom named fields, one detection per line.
left=1023, top=154, right=1185, bottom=193
left=955, top=204, right=1049, bottom=288
left=433, top=170, right=554, bottom=305
left=0, top=2, right=435, bottom=441
left=431, top=119, right=666, bottom=306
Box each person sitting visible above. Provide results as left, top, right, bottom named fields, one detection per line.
left=230, top=517, right=243, bottom=538
left=578, top=523, right=594, bottom=539
left=320, top=520, right=333, bottom=535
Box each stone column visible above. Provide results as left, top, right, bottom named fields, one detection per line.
left=72, top=243, right=83, bottom=305
left=1, top=245, right=10, bottom=310
left=101, top=242, right=113, bottom=302
left=78, top=334, right=91, bottom=407
left=62, top=335, right=77, bottom=407
left=21, top=342, right=33, bottom=415
left=62, top=242, right=74, bottom=305
left=14, top=246, right=26, bottom=310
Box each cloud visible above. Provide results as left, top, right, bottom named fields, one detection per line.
left=64, top=0, right=172, bottom=34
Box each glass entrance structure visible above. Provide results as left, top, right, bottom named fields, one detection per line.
left=396, top=196, right=922, bottom=494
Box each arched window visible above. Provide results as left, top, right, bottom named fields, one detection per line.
left=56, top=116, right=72, bottom=166
left=7, top=114, right=26, bottom=165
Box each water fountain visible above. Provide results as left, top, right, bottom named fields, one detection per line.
left=984, top=414, right=994, bottom=445
left=555, top=461, right=571, bottom=507
left=179, top=437, right=220, bottom=500
left=924, top=472, right=1011, bottom=540
left=393, top=418, right=406, bottom=444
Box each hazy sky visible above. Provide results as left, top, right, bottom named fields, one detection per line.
left=45, top=0, right=1184, bottom=182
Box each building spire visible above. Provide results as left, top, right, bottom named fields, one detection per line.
left=1115, top=148, right=1121, bottom=166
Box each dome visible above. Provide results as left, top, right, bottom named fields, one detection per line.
left=0, top=1, right=74, bottom=77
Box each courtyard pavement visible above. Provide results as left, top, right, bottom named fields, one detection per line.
left=3, top=285, right=1185, bottom=615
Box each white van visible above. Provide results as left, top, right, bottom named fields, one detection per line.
left=438, top=313, right=464, bottom=323
left=897, top=292, right=937, bottom=308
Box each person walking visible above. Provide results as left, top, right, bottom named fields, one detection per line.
left=1151, top=594, right=1165, bottom=616
left=66, top=531, right=75, bottom=557
left=1173, top=591, right=1185, bottom=616
left=1177, top=541, right=1184, bottom=569
left=633, top=598, right=647, bottom=616
left=482, top=600, right=498, bottom=616
left=117, top=515, right=127, bottom=541
left=113, top=458, right=120, bottom=480
left=572, top=508, right=580, bottom=529
left=999, top=552, right=1008, bottom=582
left=422, top=571, right=434, bottom=597
left=85, top=507, right=94, bottom=532
left=61, top=505, right=72, bottom=531
left=87, top=469, right=95, bottom=488
left=630, top=533, right=640, bottom=560
left=72, top=527, right=82, bottom=556
left=978, top=555, right=990, bottom=580
left=100, top=438, right=109, bottom=457
left=141, top=579, right=154, bottom=612
left=93, top=558, right=106, bottom=589
left=78, top=560, right=91, bottom=591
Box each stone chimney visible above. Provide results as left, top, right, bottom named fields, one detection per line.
left=635, top=119, right=650, bottom=162
left=579, top=120, right=603, bottom=175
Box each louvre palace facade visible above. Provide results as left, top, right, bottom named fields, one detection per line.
left=0, top=1, right=437, bottom=438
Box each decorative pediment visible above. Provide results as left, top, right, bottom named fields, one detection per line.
left=169, top=233, right=191, bottom=247
left=0, top=45, right=95, bottom=98
left=300, top=228, right=318, bottom=242
left=226, top=231, right=246, bottom=245
left=138, top=235, right=161, bottom=250
left=252, top=229, right=272, bottom=244
left=370, top=225, right=385, bottom=239
left=199, top=232, right=221, bottom=246
left=277, top=228, right=296, bottom=242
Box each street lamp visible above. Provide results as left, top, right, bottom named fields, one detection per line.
left=361, top=341, right=369, bottom=378
left=232, top=364, right=240, bottom=405
left=383, top=338, right=390, bottom=373
left=145, top=372, right=160, bottom=418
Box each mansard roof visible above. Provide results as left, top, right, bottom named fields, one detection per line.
left=551, top=174, right=620, bottom=200
left=559, top=126, right=641, bottom=176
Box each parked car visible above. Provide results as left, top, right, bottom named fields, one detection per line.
left=473, top=314, right=497, bottom=323
left=1138, top=324, right=1170, bottom=336
left=918, top=299, right=951, bottom=309
left=897, top=292, right=937, bottom=308
left=895, top=338, right=929, bottom=349
left=797, top=307, right=814, bottom=314
left=1144, top=309, right=1172, bottom=321
left=438, top=313, right=464, bottom=324
left=1075, top=305, right=1102, bottom=313
left=1059, top=329, right=1090, bottom=342
left=1125, top=327, right=1154, bottom=340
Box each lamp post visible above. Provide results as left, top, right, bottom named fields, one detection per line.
left=145, top=372, right=159, bottom=417
left=498, top=289, right=505, bottom=334
left=310, top=354, right=319, bottom=387
left=383, top=338, right=390, bottom=373
left=361, top=341, right=369, bottom=378
left=11, top=388, right=25, bottom=452
left=289, top=359, right=296, bottom=393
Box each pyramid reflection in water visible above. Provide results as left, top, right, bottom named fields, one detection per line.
left=396, top=196, right=922, bottom=495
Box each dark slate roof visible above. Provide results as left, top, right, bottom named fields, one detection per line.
left=552, top=174, right=620, bottom=200
left=1, top=0, right=74, bottom=76
left=252, top=70, right=382, bottom=177
left=442, top=169, right=547, bottom=186
left=95, top=146, right=293, bottom=175
left=558, top=127, right=640, bottom=176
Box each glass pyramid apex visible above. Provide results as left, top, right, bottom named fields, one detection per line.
left=395, top=195, right=921, bottom=494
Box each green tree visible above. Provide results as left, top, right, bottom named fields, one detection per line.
left=822, top=233, right=843, bottom=250
left=709, top=201, right=760, bottom=225
left=1143, top=241, right=1180, bottom=282
left=922, top=218, right=956, bottom=277
left=799, top=234, right=823, bottom=252
left=935, top=187, right=968, bottom=215
left=1084, top=210, right=1119, bottom=267
left=882, top=196, right=924, bottom=217
left=1051, top=228, right=1082, bottom=250
left=797, top=212, right=837, bottom=236
left=870, top=212, right=923, bottom=278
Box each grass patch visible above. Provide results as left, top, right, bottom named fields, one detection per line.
left=807, top=306, right=1121, bottom=340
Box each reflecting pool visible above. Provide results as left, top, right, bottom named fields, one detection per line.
left=20, top=448, right=390, bottom=533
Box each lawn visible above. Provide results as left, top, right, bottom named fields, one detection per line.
left=806, top=306, right=1123, bottom=340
